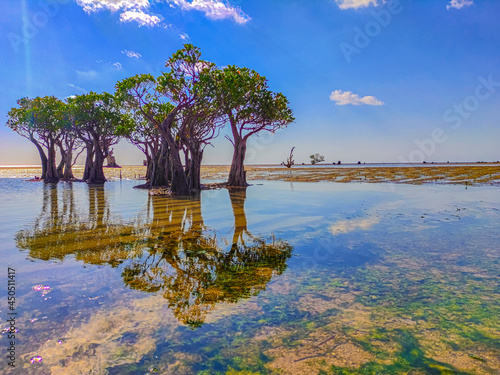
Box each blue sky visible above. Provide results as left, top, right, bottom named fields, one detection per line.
left=1, top=0, right=499, bottom=165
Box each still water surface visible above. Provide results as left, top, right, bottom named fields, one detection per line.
left=0, top=179, right=499, bottom=374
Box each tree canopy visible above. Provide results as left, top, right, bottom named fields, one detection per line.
left=68, top=92, right=130, bottom=183
left=7, top=96, right=69, bottom=183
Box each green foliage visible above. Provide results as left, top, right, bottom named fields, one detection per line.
left=208, top=65, right=295, bottom=139
left=115, top=74, right=159, bottom=113
left=158, top=44, right=216, bottom=105
left=116, top=73, right=178, bottom=136
left=67, top=92, right=128, bottom=147
left=7, top=96, right=68, bottom=144
left=310, top=153, right=325, bottom=165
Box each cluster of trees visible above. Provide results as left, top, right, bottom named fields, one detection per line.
left=7, top=94, right=125, bottom=184
left=310, top=153, right=325, bottom=165
left=7, top=45, right=294, bottom=194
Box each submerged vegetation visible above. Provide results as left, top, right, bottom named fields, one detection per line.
left=6, top=44, right=294, bottom=193
left=5, top=180, right=499, bottom=374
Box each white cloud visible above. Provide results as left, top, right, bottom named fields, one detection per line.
left=329, top=90, right=384, bottom=106
left=329, top=216, right=380, bottom=235
left=76, top=0, right=162, bottom=27
left=68, top=83, right=87, bottom=93
left=76, top=0, right=151, bottom=13
left=76, top=70, right=98, bottom=80
left=121, top=49, right=142, bottom=59
left=113, top=62, right=123, bottom=70
left=120, top=10, right=161, bottom=26
left=76, top=0, right=250, bottom=26
left=169, top=0, right=250, bottom=23
left=446, top=0, right=473, bottom=10
left=179, top=32, right=190, bottom=40
left=335, top=0, right=381, bottom=10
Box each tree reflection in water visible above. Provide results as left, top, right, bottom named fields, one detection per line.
left=16, top=185, right=293, bottom=327
left=16, top=184, right=135, bottom=266
left=123, top=188, right=292, bottom=327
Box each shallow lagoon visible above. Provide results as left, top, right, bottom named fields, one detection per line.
left=0, top=178, right=499, bottom=374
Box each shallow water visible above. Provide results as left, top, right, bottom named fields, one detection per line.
left=0, top=179, right=499, bottom=374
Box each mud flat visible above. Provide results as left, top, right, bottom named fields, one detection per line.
left=2, top=164, right=499, bottom=186
left=240, top=164, right=500, bottom=186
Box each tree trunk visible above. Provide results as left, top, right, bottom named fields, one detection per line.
left=169, top=149, right=190, bottom=195
left=88, top=145, right=107, bottom=184
left=57, top=159, right=64, bottom=179
left=144, top=148, right=152, bottom=181
left=165, top=151, right=172, bottom=185
left=228, top=138, right=248, bottom=187
left=150, top=141, right=169, bottom=187
left=186, top=148, right=203, bottom=191
left=157, top=110, right=189, bottom=194
left=150, top=154, right=167, bottom=187
left=44, top=140, right=60, bottom=184
left=146, top=158, right=153, bottom=182
left=57, top=147, right=65, bottom=179
left=63, top=150, right=75, bottom=181
left=82, top=143, right=94, bottom=182
left=29, top=134, right=47, bottom=180
left=164, top=134, right=189, bottom=195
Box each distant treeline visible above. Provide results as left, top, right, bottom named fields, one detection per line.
left=6, top=44, right=294, bottom=194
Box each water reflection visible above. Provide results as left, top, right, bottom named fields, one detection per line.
left=6, top=180, right=500, bottom=374
left=16, top=184, right=134, bottom=266
left=123, top=188, right=292, bottom=327
left=15, top=185, right=293, bottom=327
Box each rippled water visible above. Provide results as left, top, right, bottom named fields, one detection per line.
left=0, top=178, right=499, bottom=374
